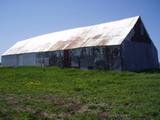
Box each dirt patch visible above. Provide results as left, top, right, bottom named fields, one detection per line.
left=0, top=93, right=112, bottom=119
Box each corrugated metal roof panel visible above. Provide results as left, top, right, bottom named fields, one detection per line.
left=2, top=16, right=139, bottom=56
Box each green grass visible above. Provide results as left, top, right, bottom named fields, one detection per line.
left=0, top=67, right=160, bottom=120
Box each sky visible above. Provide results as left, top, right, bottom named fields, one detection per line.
left=0, top=0, right=160, bottom=62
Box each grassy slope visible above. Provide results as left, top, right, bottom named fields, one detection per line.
left=0, top=67, right=160, bottom=120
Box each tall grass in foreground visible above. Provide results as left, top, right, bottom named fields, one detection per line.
left=0, top=67, right=160, bottom=120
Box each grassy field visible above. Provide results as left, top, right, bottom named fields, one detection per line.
left=0, top=67, right=160, bottom=120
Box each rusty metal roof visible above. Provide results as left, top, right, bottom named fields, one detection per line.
left=2, top=16, right=139, bottom=56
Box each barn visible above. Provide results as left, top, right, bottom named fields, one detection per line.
left=1, top=16, right=159, bottom=71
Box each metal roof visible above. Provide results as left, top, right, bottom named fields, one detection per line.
left=2, top=16, right=139, bottom=56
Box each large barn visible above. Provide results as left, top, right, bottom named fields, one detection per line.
left=1, top=16, right=159, bottom=71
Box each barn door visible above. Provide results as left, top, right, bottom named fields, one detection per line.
left=63, top=50, right=70, bottom=67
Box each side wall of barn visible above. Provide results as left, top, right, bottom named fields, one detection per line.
left=68, top=46, right=121, bottom=70
left=2, top=46, right=122, bottom=70
left=36, top=46, right=122, bottom=70
left=2, top=55, right=18, bottom=67
left=2, top=53, right=37, bottom=67
left=121, top=18, right=159, bottom=71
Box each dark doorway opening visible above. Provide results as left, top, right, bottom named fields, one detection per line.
left=63, top=50, right=71, bottom=67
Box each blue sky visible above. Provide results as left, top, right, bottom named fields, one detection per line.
left=0, top=0, right=160, bottom=62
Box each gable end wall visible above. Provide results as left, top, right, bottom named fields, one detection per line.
left=121, top=18, right=159, bottom=71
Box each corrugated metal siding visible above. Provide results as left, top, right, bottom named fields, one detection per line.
left=2, top=53, right=37, bottom=67
left=34, top=46, right=122, bottom=70
left=21, top=53, right=36, bottom=66
left=2, top=45, right=122, bottom=70
left=36, top=51, right=64, bottom=67
left=121, top=18, right=159, bottom=71
left=2, top=55, right=18, bottom=67
left=122, top=41, right=158, bottom=71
